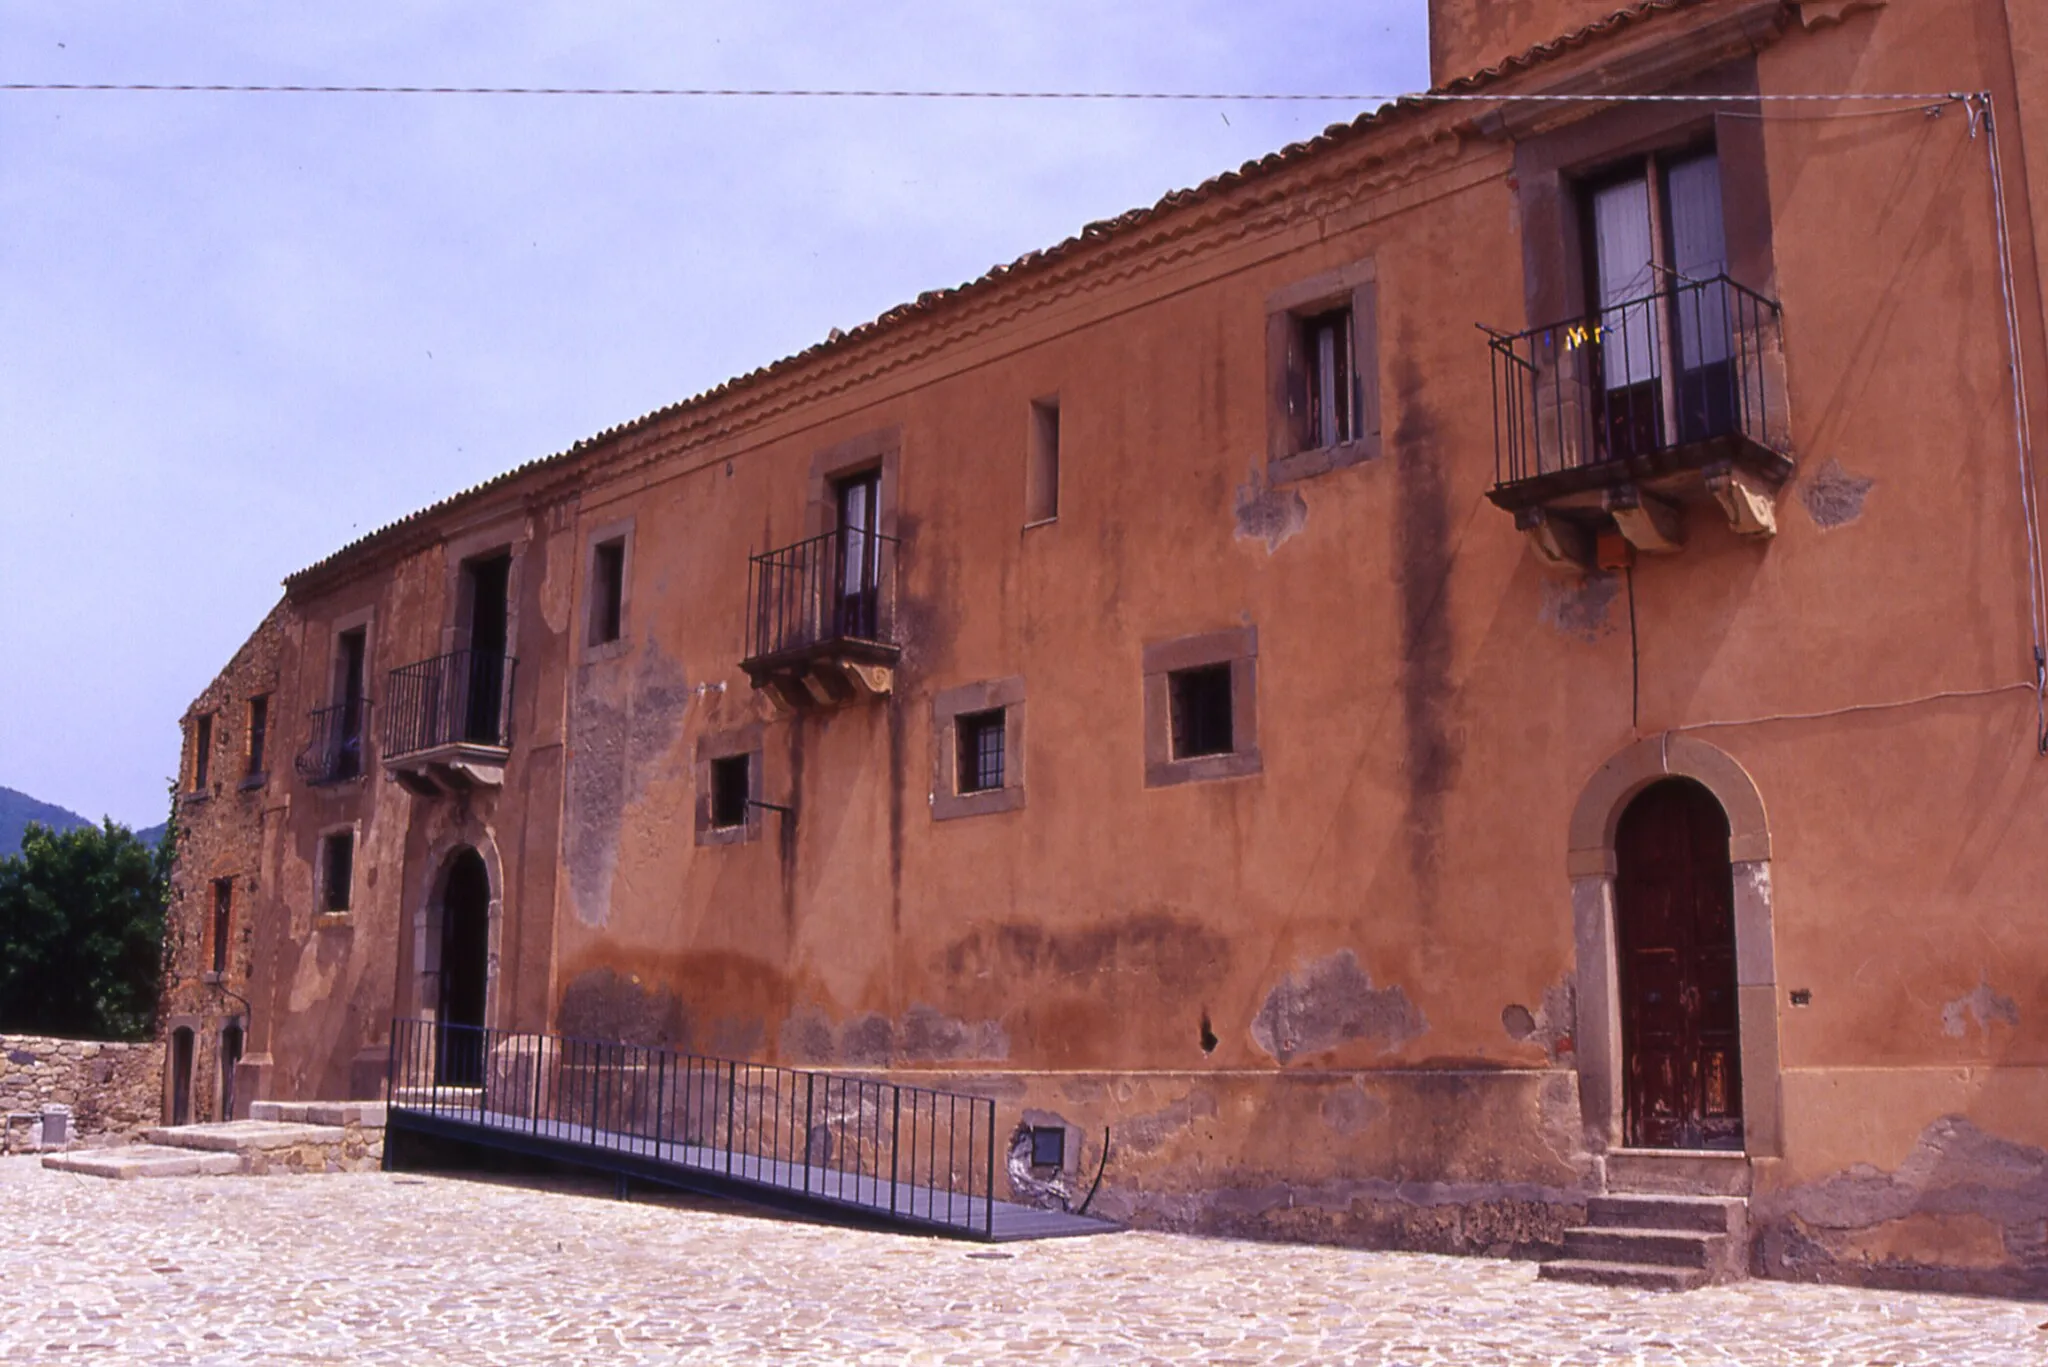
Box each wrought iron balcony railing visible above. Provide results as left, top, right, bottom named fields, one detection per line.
left=297, top=701, right=369, bottom=785
left=1486, top=273, right=1787, bottom=490
left=382, top=650, right=517, bottom=760
left=743, top=525, right=901, bottom=667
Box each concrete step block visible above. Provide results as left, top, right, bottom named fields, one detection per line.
left=1537, top=1259, right=1709, bottom=1292
left=1605, top=1149, right=1751, bottom=1197
left=1563, top=1227, right=1718, bottom=1269
left=1588, top=1194, right=1745, bottom=1234
left=43, top=1145, right=243, bottom=1180
left=143, top=1122, right=348, bottom=1152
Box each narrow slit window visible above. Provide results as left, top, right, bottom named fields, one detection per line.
left=192, top=715, right=213, bottom=791
left=1168, top=664, right=1235, bottom=760
left=211, top=878, right=232, bottom=974
left=1027, top=398, right=1061, bottom=523
left=245, top=696, right=269, bottom=778
left=322, top=831, right=354, bottom=914
left=1302, top=307, right=1354, bottom=449
left=590, top=539, right=626, bottom=646
left=710, top=754, right=750, bottom=830
left=956, top=709, right=1006, bottom=794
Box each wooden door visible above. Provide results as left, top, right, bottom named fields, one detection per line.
left=1615, top=778, right=1743, bottom=1150
left=436, top=849, right=491, bottom=1088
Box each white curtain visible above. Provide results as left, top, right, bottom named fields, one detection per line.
left=1667, top=153, right=1729, bottom=369
left=1593, top=176, right=1660, bottom=387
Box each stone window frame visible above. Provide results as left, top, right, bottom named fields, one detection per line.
left=931, top=676, right=1026, bottom=821
left=1142, top=627, right=1261, bottom=788
left=315, top=822, right=359, bottom=927
left=804, top=427, right=901, bottom=539
left=187, top=712, right=216, bottom=797
left=241, top=694, right=271, bottom=789
left=581, top=515, right=635, bottom=663
left=1265, top=258, right=1382, bottom=485
left=695, top=724, right=765, bottom=847
left=206, top=876, right=233, bottom=982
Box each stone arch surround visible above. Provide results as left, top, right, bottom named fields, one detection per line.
left=408, top=827, right=508, bottom=1030
left=1566, top=734, right=1782, bottom=1158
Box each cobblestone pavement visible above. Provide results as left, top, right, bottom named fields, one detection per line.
left=1, top=1157, right=2040, bottom=1365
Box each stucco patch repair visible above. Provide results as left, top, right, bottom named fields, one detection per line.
left=1799, top=459, right=1875, bottom=530
left=1006, top=1108, right=1086, bottom=1211
left=1940, top=975, right=2020, bottom=1039
left=1232, top=461, right=1308, bottom=553
left=1537, top=572, right=1618, bottom=642
left=1251, top=950, right=1426, bottom=1064
left=1116, top=1088, right=1220, bottom=1156
left=565, top=641, right=692, bottom=926
left=777, top=1004, right=1009, bottom=1067
left=1755, top=1114, right=2048, bottom=1293
left=1502, top=975, right=1576, bottom=1061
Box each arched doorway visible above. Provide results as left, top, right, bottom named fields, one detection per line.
left=1614, top=778, right=1742, bottom=1150
left=436, top=847, right=491, bottom=1087
left=169, top=1028, right=194, bottom=1126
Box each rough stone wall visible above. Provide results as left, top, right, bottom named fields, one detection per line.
left=162, top=601, right=290, bottom=1123
left=0, top=1035, right=166, bottom=1139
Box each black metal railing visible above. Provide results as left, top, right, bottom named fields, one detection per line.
left=296, top=701, right=369, bottom=784
left=744, top=526, right=901, bottom=664
left=388, top=1017, right=997, bottom=1237
left=1487, top=273, right=1784, bottom=487
left=381, top=651, right=517, bottom=759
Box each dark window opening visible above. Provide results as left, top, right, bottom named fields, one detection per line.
left=322, top=831, right=354, bottom=914
left=192, top=714, right=213, bottom=791
left=1301, top=306, right=1355, bottom=449
left=1027, top=398, right=1061, bottom=523
left=210, top=878, right=232, bottom=974
left=334, top=628, right=367, bottom=780
left=245, top=696, right=268, bottom=778
left=591, top=539, right=626, bottom=645
left=461, top=554, right=512, bottom=744
left=956, top=709, right=1006, bottom=794
left=834, top=469, right=884, bottom=639
left=1029, top=1125, right=1066, bottom=1169
left=1169, top=664, right=1234, bottom=759
left=219, top=1022, right=243, bottom=1120
left=710, top=754, right=750, bottom=830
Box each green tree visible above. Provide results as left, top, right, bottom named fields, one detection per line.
left=0, top=819, right=170, bottom=1040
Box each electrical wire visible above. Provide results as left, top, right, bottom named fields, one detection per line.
left=1669, top=683, right=2039, bottom=737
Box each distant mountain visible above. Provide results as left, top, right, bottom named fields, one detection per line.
left=135, top=822, right=169, bottom=848
left=0, top=786, right=93, bottom=859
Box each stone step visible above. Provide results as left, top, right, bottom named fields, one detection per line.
left=43, top=1145, right=243, bottom=1180
left=1605, top=1149, right=1751, bottom=1197
left=1538, top=1259, right=1709, bottom=1292
left=1587, top=1194, right=1745, bottom=1234
left=142, top=1122, right=347, bottom=1153
left=249, top=1100, right=387, bottom=1128
left=1562, top=1226, right=1718, bottom=1269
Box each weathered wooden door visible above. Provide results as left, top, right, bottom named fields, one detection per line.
left=1615, top=778, right=1743, bottom=1150
left=436, top=849, right=491, bottom=1088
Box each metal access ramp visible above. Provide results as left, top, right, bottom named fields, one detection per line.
left=384, top=1018, right=1119, bottom=1243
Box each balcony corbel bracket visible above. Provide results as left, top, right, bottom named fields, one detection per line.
left=1515, top=506, right=1595, bottom=574
left=1605, top=485, right=1686, bottom=554
left=1705, top=461, right=1780, bottom=539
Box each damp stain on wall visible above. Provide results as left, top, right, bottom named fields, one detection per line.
left=1232, top=460, right=1309, bottom=553
left=776, top=1003, right=1010, bottom=1067
left=1538, top=572, right=1618, bottom=642
left=1799, top=459, right=1876, bottom=530
left=1939, top=975, right=2020, bottom=1040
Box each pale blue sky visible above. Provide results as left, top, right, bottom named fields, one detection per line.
left=0, top=2, right=1431, bottom=828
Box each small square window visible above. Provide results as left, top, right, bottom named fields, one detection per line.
left=321, top=832, right=354, bottom=914
left=710, top=754, right=750, bottom=830
left=590, top=538, right=626, bottom=646
left=956, top=709, right=1005, bottom=794
left=1169, top=664, right=1235, bottom=760
left=1029, top=1125, right=1065, bottom=1169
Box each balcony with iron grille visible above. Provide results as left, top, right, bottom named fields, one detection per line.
left=296, top=701, right=370, bottom=786
left=1483, top=274, right=1792, bottom=569
left=379, top=650, right=517, bottom=796
left=740, top=526, right=901, bottom=709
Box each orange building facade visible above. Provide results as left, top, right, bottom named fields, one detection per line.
left=167, top=0, right=2048, bottom=1291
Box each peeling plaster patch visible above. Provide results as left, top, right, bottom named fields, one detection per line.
left=1232, top=462, right=1308, bottom=553
left=1504, top=977, right=1577, bottom=1061
left=557, top=968, right=688, bottom=1048
left=1117, top=1089, right=1220, bottom=1156
left=777, top=1004, right=1008, bottom=1066
left=1006, top=1108, right=1081, bottom=1211
left=1800, top=459, right=1875, bottom=530
left=1940, top=976, right=2019, bottom=1039
left=1319, top=1081, right=1387, bottom=1136
left=1757, top=1115, right=2048, bottom=1291
left=939, top=913, right=1228, bottom=991
left=1537, top=572, right=1618, bottom=642
left=1251, top=950, right=1426, bottom=1064
left=565, top=641, right=691, bottom=926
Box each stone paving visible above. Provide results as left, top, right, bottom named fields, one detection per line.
left=0, top=1156, right=2040, bottom=1365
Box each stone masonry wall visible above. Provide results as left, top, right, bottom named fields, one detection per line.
left=0, top=1034, right=165, bottom=1138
